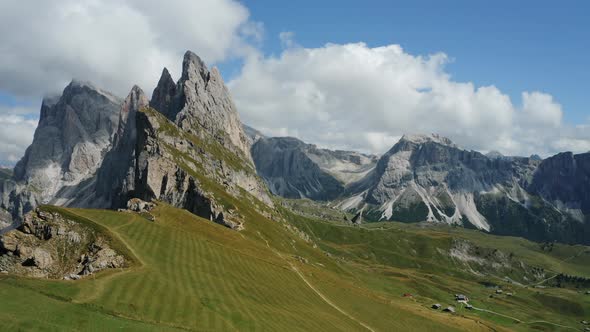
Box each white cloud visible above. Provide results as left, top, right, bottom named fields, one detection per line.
left=0, top=0, right=259, bottom=98
left=0, top=0, right=261, bottom=165
left=521, top=91, right=562, bottom=127
left=230, top=40, right=590, bottom=157
left=0, top=106, right=39, bottom=166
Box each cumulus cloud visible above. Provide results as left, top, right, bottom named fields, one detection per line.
left=230, top=41, right=590, bottom=157
left=0, top=106, right=38, bottom=166
left=0, top=0, right=260, bottom=165
left=0, top=0, right=258, bottom=98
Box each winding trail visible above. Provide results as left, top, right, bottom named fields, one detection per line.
left=257, top=232, right=376, bottom=332
left=470, top=306, right=577, bottom=330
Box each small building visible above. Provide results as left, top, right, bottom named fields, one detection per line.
left=455, top=294, right=469, bottom=302
left=582, top=320, right=589, bottom=325
left=495, top=289, right=503, bottom=294
left=443, top=306, right=456, bottom=313
left=432, top=304, right=441, bottom=309
left=403, top=293, right=413, bottom=298
left=586, top=290, right=590, bottom=295
left=506, top=292, right=513, bottom=296
left=465, top=304, right=473, bottom=310
left=585, top=327, right=590, bottom=332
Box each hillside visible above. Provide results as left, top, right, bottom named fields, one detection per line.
left=1, top=202, right=588, bottom=331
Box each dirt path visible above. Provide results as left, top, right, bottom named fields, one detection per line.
left=257, top=232, right=376, bottom=332
left=471, top=306, right=577, bottom=330
left=67, top=210, right=146, bottom=304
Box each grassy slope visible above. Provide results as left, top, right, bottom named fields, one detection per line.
left=287, top=215, right=590, bottom=331
left=0, top=203, right=508, bottom=331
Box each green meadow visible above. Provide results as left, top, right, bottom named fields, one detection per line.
left=0, top=201, right=588, bottom=331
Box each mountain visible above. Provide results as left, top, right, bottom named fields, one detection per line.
left=251, top=136, right=377, bottom=200
left=528, top=151, right=590, bottom=219
left=336, top=134, right=590, bottom=244
left=243, top=124, right=265, bottom=144
left=0, top=51, right=589, bottom=331
left=150, top=51, right=251, bottom=161
left=1, top=81, right=121, bottom=219
left=1, top=51, right=271, bottom=232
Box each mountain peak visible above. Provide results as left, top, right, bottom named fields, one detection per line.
left=150, top=68, right=177, bottom=120
left=65, top=79, right=121, bottom=104
left=181, top=50, right=209, bottom=83
left=399, top=134, right=456, bottom=147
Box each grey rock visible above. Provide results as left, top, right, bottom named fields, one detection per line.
left=251, top=136, right=377, bottom=200
left=151, top=51, right=252, bottom=161
left=150, top=68, right=177, bottom=120
left=93, top=86, right=149, bottom=208
left=31, top=248, right=53, bottom=269
left=2, top=81, right=121, bottom=218
left=243, top=124, right=265, bottom=144
left=337, top=134, right=590, bottom=245
left=126, top=198, right=154, bottom=213
left=1, top=208, right=126, bottom=278
left=528, top=152, right=590, bottom=217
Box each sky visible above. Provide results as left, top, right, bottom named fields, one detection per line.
left=0, top=0, right=589, bottom=165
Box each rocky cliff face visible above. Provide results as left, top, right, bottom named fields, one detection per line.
left=89, top=52, right=272, bottom=229
left=1, top=51, right=271, bottom=233
left=91, top=85, right=149, bottom=209
left=102, top=106, right=270, bottom=230
left=528, top=152, right=590, bottom=220
left=337, top=134, right=590, bottom=244
left=151, top=51, right=252, bottom=161
left=1, top=81, right=121, bottom=218
left=251, top=136, right=377, bottom=200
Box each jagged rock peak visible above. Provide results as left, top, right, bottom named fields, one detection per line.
left=123, top=85, right=148, bottom=116
left=399, top=134, right=457, bottom=147
left=149, top=50, right=252, bottom=161
left=182, top=50, right=209, bottom=83
left=150, top=68, right=177, bottom=120
left=65, top=79, right=121, bottom=104
left=115, top=85, right=148, bottom=143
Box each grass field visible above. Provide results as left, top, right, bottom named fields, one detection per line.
left=0, top=201, right=588, bottom=331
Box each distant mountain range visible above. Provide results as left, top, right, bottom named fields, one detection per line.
left=251, top=133, right=590, bottom=244
left=0, top=50, right=588, bottom=245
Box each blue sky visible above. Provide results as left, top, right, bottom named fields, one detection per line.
left=0, top=0, right=589, bottom=165
left=238, top=0, right=589, bottom=125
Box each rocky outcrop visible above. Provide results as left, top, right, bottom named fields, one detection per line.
left=0, top=208, right=127, bottom=278
left=251, top=136, right=377, bottom=200
left=151, top=51, right=252, bottom=161
left=1, top=81, right=121, bottom=218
